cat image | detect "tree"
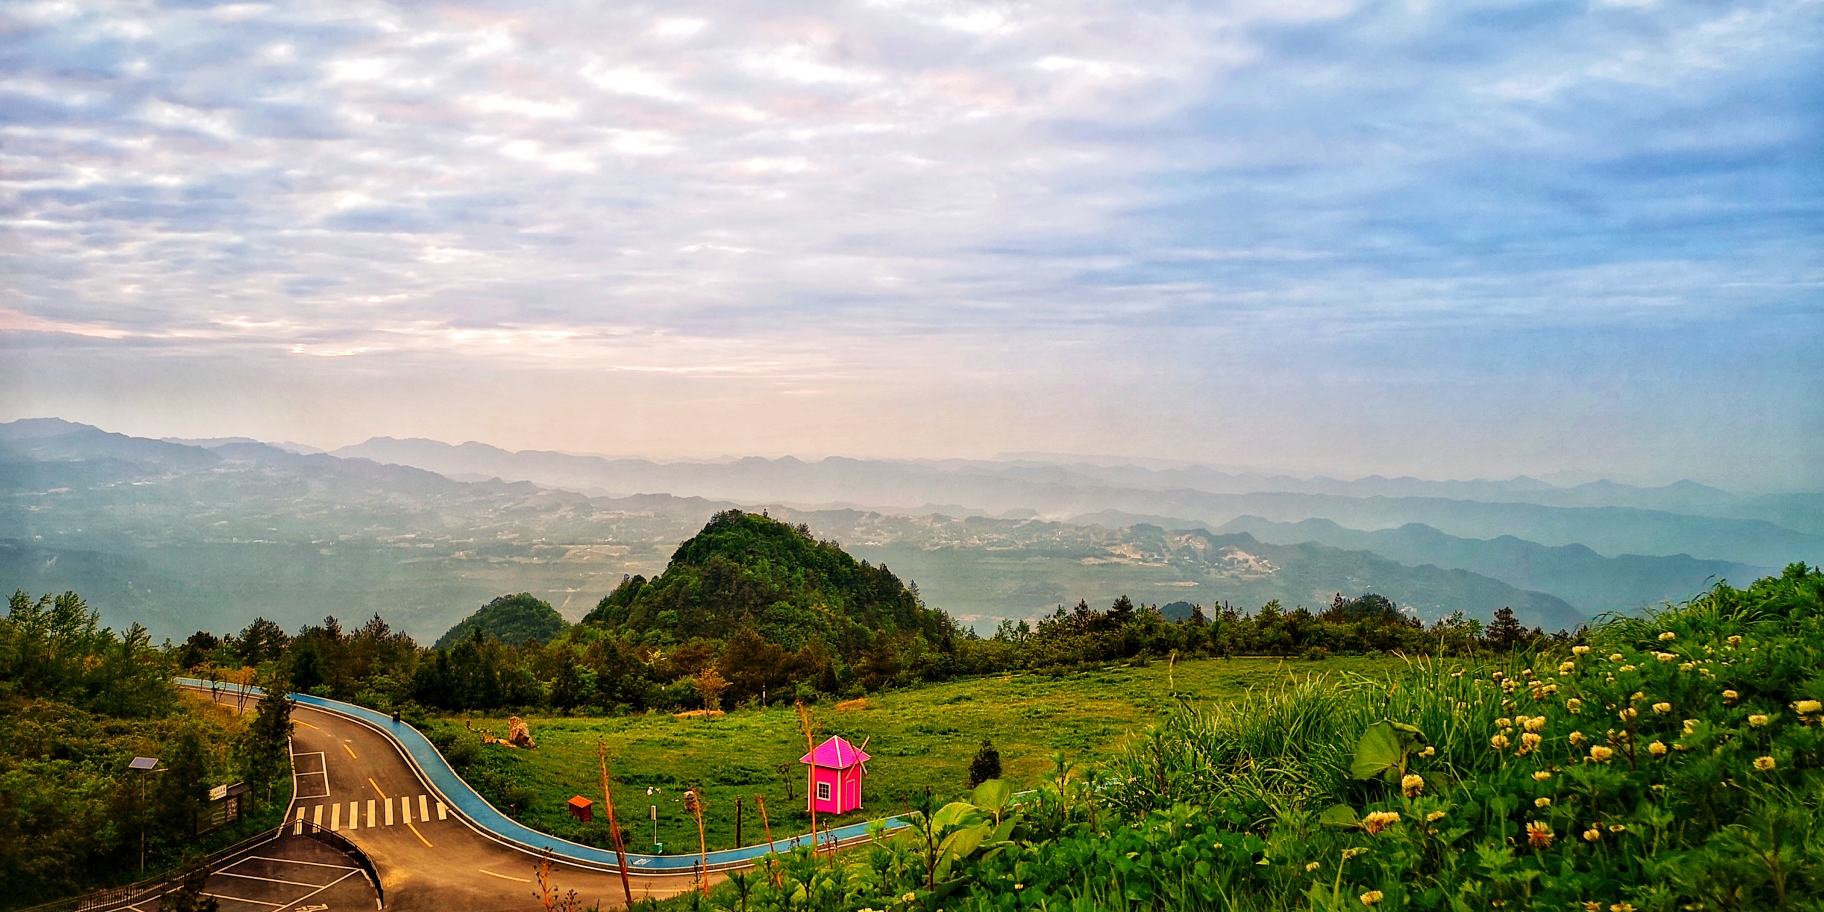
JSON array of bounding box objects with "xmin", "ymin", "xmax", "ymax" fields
[
  {"xmin": 695, "ymin": 668, "xmax": 729, "ymax": 716},
  {"xmin": 157, "ymin": 726, "xmax": 210, "ymax": 838},
  {"xmin": 968, "ymin": 738, "xmax": 1002, "ymax": 788},
  {"xmin": 238, "ymin": 673, "xmax": 292, "ymax": 803},
  {"xmin": 550, "ymin": 653, "xmax": 584, "ymax": 712},
  {"xmin": 1486, "ymin": 607, "xmax": 1526, "ymax": 652},
  {"xmin": 235, "ymin": 617, "xmax": 289, "ymax": 666},
  {"xmin": 163, "ymin": 858, "xmax": 221, "ymax": 912}
]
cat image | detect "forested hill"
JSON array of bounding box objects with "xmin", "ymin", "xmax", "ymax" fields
[{"xmin": 582, "ymin": 509, "xmax": 955, "ymax": 652}]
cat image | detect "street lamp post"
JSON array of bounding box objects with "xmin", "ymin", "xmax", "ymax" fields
[{"xmin": 129, "ymin": 757, "xmax": 161, "ymax": 875}]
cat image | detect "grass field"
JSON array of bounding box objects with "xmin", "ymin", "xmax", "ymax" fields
[{"xmin": 431, "ymin": 654, "xmax": 1399, "ymax": 855}]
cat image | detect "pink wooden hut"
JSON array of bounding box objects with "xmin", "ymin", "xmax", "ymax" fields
[{"xmin": 800, "ymin": 735, "xmax": 869, "ymax": 815}]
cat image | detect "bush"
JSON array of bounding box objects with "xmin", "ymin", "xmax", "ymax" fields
[{"xmin": 967, "ymin": 739, "xmax": 1002, "ymax": 789}]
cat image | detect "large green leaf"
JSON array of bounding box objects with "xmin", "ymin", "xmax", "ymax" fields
[
  {"xmin": 1319, "ymin": 804, "xmax": 1360, "ymax": 829},
  {"xmin": 931, "ymin": 800, "xmax": 981, "ymax": 830},
  {"xmin": 1351, "ymin": 720, "xmax": 1405, "ymax": 781},
  {"xmin": 971, "ymin": 779, "xmax": 1013, "ymax": 814}
]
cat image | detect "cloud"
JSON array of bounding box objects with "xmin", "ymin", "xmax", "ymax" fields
[{"xmin": 0, "ymin": 0, "xmax": 1818, "ymax": 482}]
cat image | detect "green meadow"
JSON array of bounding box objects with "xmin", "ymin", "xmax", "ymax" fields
[{"xmin": 429, "ymin": 654, "xmax": 1399, "ymax": 854}]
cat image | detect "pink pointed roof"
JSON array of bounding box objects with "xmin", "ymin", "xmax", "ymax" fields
[{"xmin": 800, "ymin": 735, "xmax": 869, "ymax": 770}]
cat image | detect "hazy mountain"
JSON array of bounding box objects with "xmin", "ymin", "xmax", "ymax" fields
[
  {"xmin": 1211, "ymin": 516, "xmax": 1773, "ymax": 617},
  {"xmin": 334, "ymin": 436, "xmax": 1823, "ymax": 567},
  {"xmin": 3, "ymin": 419, "xmax": 1587, "ymax": 638}
]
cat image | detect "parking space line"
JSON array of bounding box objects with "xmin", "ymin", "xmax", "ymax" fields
[
  {"xmin": 273, "ymin": 869, "xmax": 360, "ymax": 909},
  {"xmin": 214, "ymin": 871, "xmax": 333, "ymax": 889},
  {"xmin": 244, "ymin": 855, "xmax": 359, "ymax": 871},
  {"xmin": 202, "ymin": 891, "xmax": 285, "ymax": 908}
]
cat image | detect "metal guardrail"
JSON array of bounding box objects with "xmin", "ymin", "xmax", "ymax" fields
[
  {"xmin": 297, "ymin": 820, "xmax": 386, "ymax": 908},
  {"xmin": 12, "ymin": 822, "xmax": 286, "ymax": 912}
]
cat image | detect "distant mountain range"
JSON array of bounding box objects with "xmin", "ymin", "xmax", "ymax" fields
[
  {"xmin": 0, "ymin": 418, "xmax": 1629, "ymax": 638},
  {"xmin": 333, "ymin": 436, "xmax": 1824, "ymax": 568}
]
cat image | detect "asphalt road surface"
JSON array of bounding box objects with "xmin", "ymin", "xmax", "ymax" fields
[{"xmin": 195, "ymin": 688, "xmax": 705, "ymax": 910}]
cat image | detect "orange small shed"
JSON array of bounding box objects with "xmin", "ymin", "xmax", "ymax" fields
[{"xmin": 567, "ymin": 795, "xmax": 594, "ymax": 822}]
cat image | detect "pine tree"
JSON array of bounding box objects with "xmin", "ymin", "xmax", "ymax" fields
[
  {"xmin": 1486, "ymin": 607, "xmax": 1525, "ymax": 652},
  {"xmin": 967, "ymin": 739, "xmax": 1002, "ymax": 788},
  {"xmin": 239, "ymin": 673, "xmax": 292, "ymax": 803}
]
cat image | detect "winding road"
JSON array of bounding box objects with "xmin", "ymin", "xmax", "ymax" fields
[{"xmin": 181, "ymin": 680, "xmax": 896, "ymax": 909}]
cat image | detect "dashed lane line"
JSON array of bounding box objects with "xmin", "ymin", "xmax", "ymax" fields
[
  {"xmin": 294, "ymin": 720, "xmax": 320, "ymax": 731},
  {"xmin": 405, "ymin": 819, "xmax": 434, "ymax": 848},
  {"xmin": 342, "ymin": 742, "xmax": 358, "ymax": 760},
  {"xmin": 369, "ymin": 777, "xmax": 388, "ymax": 799}
]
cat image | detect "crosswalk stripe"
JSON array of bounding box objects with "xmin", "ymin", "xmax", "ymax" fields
[
  {"xmin": 312, "ymin": 805, "xmax": 322, "ymax": 827},
  {"xmin": 437, "ymin": 801, "xmax": 447, "ymax": 821},
  {"xmin": 367, "ymin": 799, "xmax": 376, "ymax": 828},
  {"xmin": 419, "ymin": 794, "xmax": 429, "ymax": 821},
  {"xmin": 330, "ymin": 802, "xmax": 340, "ymax": 831},
  {"xmin": 294, "ymin": 806, "xmax": 305, "ymax": 835},
  {"xmin": 399, "ymin": 794, "xmax": 410, "ymax": 825},
  {"xmin": 348, "ymin": 801, "xmax": 358, "ymax": 830},
  {"xmin": 385, "ymin": 796, "xmax": 394, "ymax": 827}
]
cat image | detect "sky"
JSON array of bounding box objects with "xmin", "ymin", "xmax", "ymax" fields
[{"xmin": 1, "ymin": 0, "xmax": 1820, "ymax": 490}]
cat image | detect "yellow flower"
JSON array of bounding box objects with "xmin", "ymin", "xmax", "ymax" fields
[
  {"xmin": 1609, "ymin": 653, "xmax": 1625, "ymax": 662},
  {"xmin": 1619, "ymin": 707, "xmax": 1638, "ymax": 721},
  {"xmin": 1526, "ymin": 820, "xmax": 1554, "ymax": 848},
  {"xmin": 1559, "ymin": 661, "xmax": 1577, "ymax": 675},
  {"xmin": 1583, "ymin": 827, "xmax": 1601, "ymax": 843},
  {"xmin": 1497, "ymin": 717, "xmax": 1513, "ymax": 728},
  {"xmin": 1491, "ymin": 733, "xmax": 1510, "ymax": 750},
  {"xmin": 903, "ymin": 893, "xmax": 917, "ymax": 903},
  {"xmin": 1651, "ymin": 702, "xmax": 1671, "ymax": 714},
  {"xmin": 1341, "ymin": 847, "xmax": 1368, "ymax": 860},
  {"xmin": 1418, "ymin": 745, "xmax": 1435, "ymax": 758},
  {"xmin": 1360, "ymin": 890, "xmax": 1384, "ymax": 907},
  {"xmin": 1727, "ymin": 635, "xmax": 1742, "ymax": 647},
  {"xmin": 1679, "ymin": 662, "xmax": 1695, "ymax": 671},
  {"xmin": 1532, "ymin": 770, "xmax": 1553, "ymax": 781},
  {"xmin": 1425, "ymin": 810, "xmax": 1445, "ymax": 822},
  {"xmin": 1582, "ymin": 904, "xmax": 1601, "ymax": 912},
  {"xmin": 1658, "ymin": 631, "xmax": 1677, "ymax": 641},
  {"xmin": 1723, "ymin": 689, "xmax": 1739, "ymax": 705},
  {"xmin": 1794, "ymin": 699, "xmax": 1822, "ymax": 715},
  {"xmin": 1520, "ymin": 732, "xmax": 1542, "ymax": 753},
  {"xmin": 1523, "ymin": 716, "xmax": 1546, "ymax": 733},
  {"xmin": 1363, "ymin": 811, "xmax": 1401, "ymax": 834},
  {"xmin": 1569, "ymin": 731, "xmax": 1586, "ymax": 746},
  {"xmin": 1654, "ymin": 651, "xmax": 1676, "ymax": 663},
  {"xmin": 1620, "ymin": 665, "xmax": 1638, "ymax": 673},
  {"xmin": 1535, "ymin": 797, "xmax": 1551, "ymax": 808},
  {"xmin": 1589, "ymin": 746, "xmax": 1615, "ymax": 763},
  {"xmin": 1648, "ymin": 741, "xmax": 1667, "ymax": 757},
  {"xmin": 1567, "ymin": 697, "xmax": 1583, "ymax": 714},
  {"xmin": 1682, "ymin": 719, "xmax": 1698, "ymax": 736},
  {"xmin": 1573, "ymin": 645, "xmax": 1591, "ymax": 656},
  {"xmin": 1608, "ymin": 823, "xmax": 1625, "ymax": 833},
  {"xmin": 1754, "ymin": 756, "xmax": 1776, "ymax": 771},
  {"xmin": 1749, "ymin": 714, "xmax": 1770, "ymax": 727},
  {"xmin": 1401, "ymin": 774, "xmax": 1425, "ymax": 797},
  {"xmin": 1305, "ymin": 861, "xmax": 1320, "ymax": 872},
  {"xmin": 1612, "ymin": 904, "xmax": 1636, "ymax": 912}
]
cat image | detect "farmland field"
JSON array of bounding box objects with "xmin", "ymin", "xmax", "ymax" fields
[{"xmin": 429, "ymin": 654, "xmax": 1400, "ymax": 853}]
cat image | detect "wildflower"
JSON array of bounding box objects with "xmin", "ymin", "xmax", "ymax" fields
[
  {"xmin": 1363, "ymin": 811, "xmax": 1401, "ymax": 834},
  {"xmin": 1497, "ymin": 717, "xmax": 1513, "ymax": 729},
  {"xmin": 1754, "ymin": 756, "xmax": 1776, "ymax": 771},
  {"xmin": 1418, "ymin": 745, "xmax": 1435, "ymax": 758},
  {"xmin": 1490, "ymin": 733, "xmax": 1510, "ymax": 750},
  {"xmin": 1425, "ymin": 811, "xmax": 1445, "ymax": 822},
  {"xmin": 1609, "ymin": 653, "xmax": 1624, "ymax": 662},
  {"xmin": 1727, "ymin": 636, "xmax": 1741, "ymax": 647},
  {"xmin": 1532, "ymin": 770, "xmax": 1553, "ymax": 781},
  {"xmin": 1652, "ymin": 702, "xmax": 1671, "ymax": 715},
  {"xmin": 1360, "ymin": 890, "xmax": 1384, "ymax": 907},
  {"xmin": 1569, "ymin": 731, "xmax": 1586, "ymax": 746},
  {"xmin": 1526, "ymin": 820, "xmax": 1554, "ymax": 848},
  {"xmin": 1723, "ymin": 689, "xmax": 1739, "ymax": 705},
  {"xmin": 1612, "ymin": 903, "xmax": 1636, "ymax": 912},
  {"xmin": 1658, "ymin": 631, "xmax": 1677, "ymax": 642},
  {"xmin": 903, "ymin": 893, "xmax": 917, "ymax": 904},
  {"xmin": 1402, "ymin": 774, "xmax": 1425, "ymax": 797},
  {"xmin": 1648, "ymin": 741, "xmax": 1667, "ymax": 757},
  {"xmin": 1608, "ymin": 823, "xmax": 1625, "ymax": 833},
  {"xmin": 1749, "ymin": 714, "xmax": 1770, "ymax": 728},
  {"xmin": 1573, "ymin": 645, "xmax": 1590, "ymax": 655},
  {"xmin": 1306, "ymin": 862, "xmax": 1320, "ymax": 872},
  {"xmin": 1620, "ymin": 665, "xmax": 1638, "ymax": 673},
  {"xmin": 1520, "ymin": 732, "xmax": 1542, "ymax": 753},
  {"xmin": 1619, "ymin": 707, "xmax": 1638, "ymax": 721},
  {"xmin": 1523, "ymin": 716, "xmax": 1546, "ymax": 732},
  {"xmin": 1589, "ymin": 746, "xmax": 1615, "ymax": 763},
  {"xmin": 1683, "ymin": 719, "xmax": 1698, "ymax": 735},
  {"xmin": 1535, "ymin": 797, "xmax": 1551, "ymax": 808},
  {"xmin": 1679, "ymin": 662, "xmax": 1695, "ymax": 671},
  {"xmin": 1560, "ymin": 661, "xmax": 1577, "ymax": 675},
  {"xmin": 1341, "ymin": 847, "xmax": 1368, "ymax": 860},
  {"xmin": 1583, "ymin": 827, "xmax": 1601, "ymax": 843},
  {"xmin": 1567, "ymin": 698, "xmax": 1583, "ymax": 714},
  {"xmin": 1794, "ymin": 699, "xmax": 1822, "ymax": 715},
  {"xmin": 1654, "ymin": 652, "xmax": 1676, "ymax": 664},
  {"xmin": 1583, "ymin": 904, "xmax": 1601, "ymax": 912}
]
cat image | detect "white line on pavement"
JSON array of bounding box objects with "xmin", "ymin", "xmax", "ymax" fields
[{"xmin": 419, "ymin": 794, "xmax": 429, "ymax": 821}]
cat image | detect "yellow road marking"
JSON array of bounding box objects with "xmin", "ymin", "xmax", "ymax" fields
[
  {"xmin": 480, "ymin": 869, "xmax": 530, "ymax": 883},
  {"xmin": 368, "ymin": 778, "xmax": 388, "ymax": 800},
  {"xmin": 405, "ymin": 820, "xmax": 433, "ymax": 848},
  {"xmin": 294, "ymin": 720, "xmax": 320, "ymax": 731},
  {"xmin": 342, "ymin": 743, "xmax": 358, "ymax": 760}
]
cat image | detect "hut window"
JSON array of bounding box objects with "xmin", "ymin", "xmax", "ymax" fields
[{"xmin": 817, "ymin": 782, "xmax": 831, "ymax": 801}]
